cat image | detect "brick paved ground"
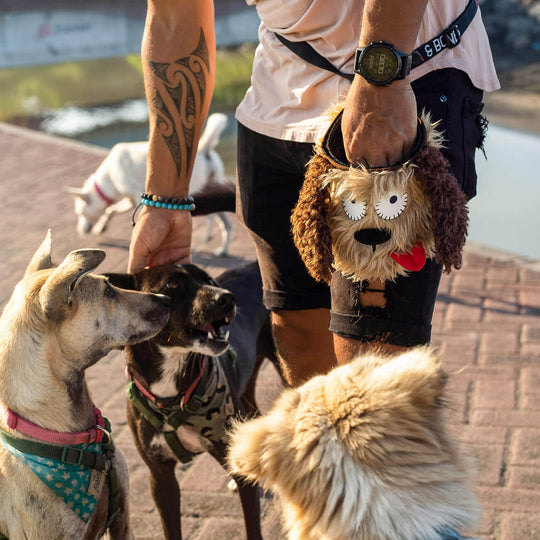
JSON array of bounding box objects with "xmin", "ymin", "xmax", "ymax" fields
[{"xmin": 1, "ymin": 122, "xmax": 539, "ymax": 539}]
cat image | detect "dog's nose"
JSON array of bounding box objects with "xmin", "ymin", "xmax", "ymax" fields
[
  {"xmin": 354, "ymin": 228, "xmax": 392, "ymax": 247},
  {"xmin": 152, "ymin": 293, "xmax": 171, "ymax": 309},
  {"xmin": 216, "ymin": 291, "xmax": 236, "ymax": 313}
]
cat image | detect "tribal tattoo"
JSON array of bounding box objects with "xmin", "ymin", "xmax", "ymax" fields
[{"xmin": 148, "ymin": 30, "xmax": 210, "ymax": 179}]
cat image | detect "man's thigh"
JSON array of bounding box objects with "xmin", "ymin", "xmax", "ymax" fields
[{"xmin": 236, "ymin": 123, "xmax": 331, "ymax": 311}]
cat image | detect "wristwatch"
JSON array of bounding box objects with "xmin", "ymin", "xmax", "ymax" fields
[{"xmin": 354, "ymin": 41, "xmax": 412, "ymax": 86}]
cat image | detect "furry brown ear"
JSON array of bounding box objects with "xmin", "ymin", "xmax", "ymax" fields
[
  {"xmin": 291, "ymin": 154, "xmax": 334, "ymax": 283},
  {"xmin": 413, "ymin": 146, "xmax": 469, "ymax": 272}
]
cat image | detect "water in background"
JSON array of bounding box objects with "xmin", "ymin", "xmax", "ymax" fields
[
  {"xmin": 40, "ymin": 103, "xmax": 540, "ymax": 261},
  {"xmin": 469, "ymin": 126, "xmax": 540, "ymax": 260}
]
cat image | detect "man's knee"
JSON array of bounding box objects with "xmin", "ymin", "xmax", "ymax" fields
[
  {"xmin": 271, "ymin": 308, "xmax": 336, "ymax": 387},
  {"xmin": 333, "ymin": 334, "xmax": 408, "ymax": 365}
]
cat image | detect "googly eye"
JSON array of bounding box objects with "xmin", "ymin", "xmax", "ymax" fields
[
  {"xmin": 375, "ymin": 191, "xmax": 408, "ymax": 220},
  {"xmin": 342, "ymin": 199, "xmax": 367, "ymax": 221}
]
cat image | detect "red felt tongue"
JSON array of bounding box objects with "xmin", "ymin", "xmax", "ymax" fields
[{"xmin": 390, "ymin": 242, "xmax": 426, "ymax": 272}]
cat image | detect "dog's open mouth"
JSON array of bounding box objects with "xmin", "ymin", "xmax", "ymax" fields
[
  {"xmin": 195, "ymin": 319, "xmax": 231, "ymax": 344},
  {"xmin": 189, "ymin": 315, "xmax": 233, "ymax": 355}
]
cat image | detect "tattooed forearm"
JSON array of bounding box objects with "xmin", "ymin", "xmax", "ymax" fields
[{"xmin": 148, "ymin": 30, "xmax": 210, "ymax": 180}]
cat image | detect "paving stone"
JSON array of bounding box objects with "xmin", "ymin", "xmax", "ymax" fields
[
  {"xmin": 510, "ymin": 428, "xmax": 540, "ymax": 466},
  {"xmin": 507, "ymin": 465, "xmax": 540, "ymax": 489},
  {"xmin": 472, "ymin": 379, "xmax": 517, "ymax": 409},
  {"xmin": 500, "ymin": 512, "xmax": 540, "ymax": 540}
]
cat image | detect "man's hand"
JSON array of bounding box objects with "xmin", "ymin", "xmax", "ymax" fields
[
  {"xmin": 128, "ymin": 207, "xmax": 192, "ymax": 273},
  {"xmin": 341, "ymin": 76, "xmax": 418, "ymax": 168}
]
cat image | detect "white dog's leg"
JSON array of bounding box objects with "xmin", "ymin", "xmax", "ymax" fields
[
  {"xmin": 92, "ymin": 198, "xmax": 134, "ymax": 235},
  {"xmin": 203, "ymin": 216, "xmax": 214, "ymax": 243},
  {"xmin": 213, "ymin": 213, "xmax": 232, "ymax": 257}
]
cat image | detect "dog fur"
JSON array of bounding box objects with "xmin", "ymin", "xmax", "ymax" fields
[
  {"xmin": 291, "ymin": 109, "xmax": 469, "ymax": 283},
  {"xmin": 228, "ymin": 347, "xmax": 480, "ymax": 540},
  {"xmin": 66, "ymin": 112, "xmax": 234, "ymax": 256},
  {"xmin": 0, "ymin": 231, "xmax": 170, "ymax": 539},
  {"xmin": 107, "ymin": 262, "xmax": 277, "ymax": 540}
]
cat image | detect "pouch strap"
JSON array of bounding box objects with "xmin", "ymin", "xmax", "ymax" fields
[
  {"xmin": 273, "ymin": 32, "xmax": 354, "ymax": 82},
  {"xmin": 273, "ymin": 0, "xmax": 478, "ymax": 79}
]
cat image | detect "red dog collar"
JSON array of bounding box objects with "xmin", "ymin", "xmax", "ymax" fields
[{"xmin": 1, "ymin": 403, "xmax": 107, "ymax": 445}]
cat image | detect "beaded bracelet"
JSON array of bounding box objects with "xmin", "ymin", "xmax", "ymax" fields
[{"xmin": 140, "ymin": 193, "xmax": 196, "ymax": 211}]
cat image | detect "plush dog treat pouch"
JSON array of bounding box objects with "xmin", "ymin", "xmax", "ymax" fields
[{"xmin": 291, "ymin": 108, "xmax": 469, "ymax": 284}]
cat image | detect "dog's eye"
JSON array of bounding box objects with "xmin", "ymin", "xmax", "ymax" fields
[
  {"xmin": 342, "ymin": 199, "xmax": 366, "ymax": 221},
  {"xmin": 166, "ymin": 280, "xmax": 183, "ymax": 293},
  {"xmin": 375, "ymin": 191, "xmax": 408, "ymax": 220},
  {"xmin": 104, "ymin": 283, "xmax": 116, "ymax": 299}
]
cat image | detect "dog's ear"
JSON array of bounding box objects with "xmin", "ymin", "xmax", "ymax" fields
[
  {"xmin": 291, "ymin": 154, "xmax": 334, "ymax": 283},
  {"xmin": 105, "ymin": 272, "xmax": 137, "ymax": 291},
  {"xmin": 64, "ymin": 185, "xmax": 91, "ymax": 203},
  {"xmin": 413, "ymin": 145, "xmax": 469, "ymax": 272},
  {"xmin": 366, "ymin": 347, "xmax": 447, "ymax": 411},
  {"xmin": 227, "ymin": 416, "xmax": 270, "ymax": 483},
  {"xmin": 228, "ymin": 389, "xmax": 301, "ymax": 484},
  {"xmin": 40, "ymin": 249, "xmax": 106, "ymax": 320},
  {"xmin": 25, "ymin": 229, "xmax": 55, "ymax": 276}
]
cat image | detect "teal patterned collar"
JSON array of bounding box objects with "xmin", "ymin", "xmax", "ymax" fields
[{"xmin": 0, "ymin": 437, "xmax": 103, "ymax": 522}]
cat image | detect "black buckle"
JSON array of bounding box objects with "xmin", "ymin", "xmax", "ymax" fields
[
  {"xmin": 442, "ymin": 24, "xmax": 461, "ymax": 49},
  {"xmin": 183, "ymin": 395, "xmax": 204, "ymax": 414},
  {"xmin": 61, "ymin": 447, "xmax": 84, "ymax": 466}
]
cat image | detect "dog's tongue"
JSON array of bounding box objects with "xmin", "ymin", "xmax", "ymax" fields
[
  {"xmin": 390, "ymin": 242, "xmax": 426, "ymax": 272},
  {"xmin": 201, "ymin": 323, "xmax": 217, "ymax": 339}
]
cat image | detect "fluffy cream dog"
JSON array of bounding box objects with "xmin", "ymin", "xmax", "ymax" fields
[{"xmin": 228, "ymin": 347, "xmax": 480, "ymax": 540}]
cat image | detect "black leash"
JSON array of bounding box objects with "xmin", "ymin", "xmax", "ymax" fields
[{"xmin": 273, "ymin": 0, "xmax": 478, "ymax": 81}]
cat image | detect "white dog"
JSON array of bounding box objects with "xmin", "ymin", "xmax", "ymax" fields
[{"xmin": 66, "ymin": 113, "xmax": 234, "ymax": 256}]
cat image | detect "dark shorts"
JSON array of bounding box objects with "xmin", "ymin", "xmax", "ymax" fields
[{"xmin": 236, "ymin": 68, "xmax": 486, "ymax": 346}]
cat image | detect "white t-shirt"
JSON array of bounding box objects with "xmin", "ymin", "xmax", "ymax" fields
[{"xmin": 235, "ymin": 0, "xmax": 500, "ymax": 142}]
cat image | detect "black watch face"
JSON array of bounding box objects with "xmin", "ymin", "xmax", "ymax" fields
[{"xmin": 362, "ymin": 45, "xmax": 399, "ymax": 84}]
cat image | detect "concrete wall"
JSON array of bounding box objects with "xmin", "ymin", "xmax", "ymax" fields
[{"xmin": 0, "ymin": 4, "xmax": 260, "ymax": 69}]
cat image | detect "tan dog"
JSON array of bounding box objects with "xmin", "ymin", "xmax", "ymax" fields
[
  {"xmin": 228, "ymin": 347, "xmax": 480, "ymax": 540},
  {"xmin": 0, "ymin": 231, "xmax": 170, "ymax": 539},
  {"xmin": 291, "ymin": 108, "xmax": 469, "ymax": 283}
]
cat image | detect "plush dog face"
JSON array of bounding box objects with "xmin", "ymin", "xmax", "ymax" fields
[
  {"xmin": 228, "ymin": 347, "xmax": 479, "ymax": 540},
  {"xmin": 324, "ymin": 163, "xmax": 434, "ymax": 282},
  {"xmin": 291, "ymin": 110, "xmax": 469, "ymax": 284},
  {"xmin": 108, "ymin": 264, "xmax": 236, "ymax": 357}
]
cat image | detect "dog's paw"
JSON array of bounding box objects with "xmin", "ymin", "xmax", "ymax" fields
[
  {"xmin": 213, "ymin": 246, "xmax": 228, "ymax": 257},
  {"xmin": 227, "ymin": 478, "xmax": 238, "ymax": 492}
]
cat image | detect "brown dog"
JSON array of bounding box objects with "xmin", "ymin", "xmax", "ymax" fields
[
  {"xmin": 0, "ymin": 231, "xmax": 170, "ymax": 539},
  {"xmin": 107, "ymin": 262, "xmax": 277, "ymax": 540},
  {"xmin": 228, "ymin": 347, "xmax": 481, "ymax": 540}
]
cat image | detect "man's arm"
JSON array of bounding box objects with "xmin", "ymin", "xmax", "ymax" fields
[
  {"xmin": 342, "ymin": 0, "xmax": 428, "ymax": 168},
  {"xmin": 128, "ymin": 0, "xmax": 216, "ymax": 272}
]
